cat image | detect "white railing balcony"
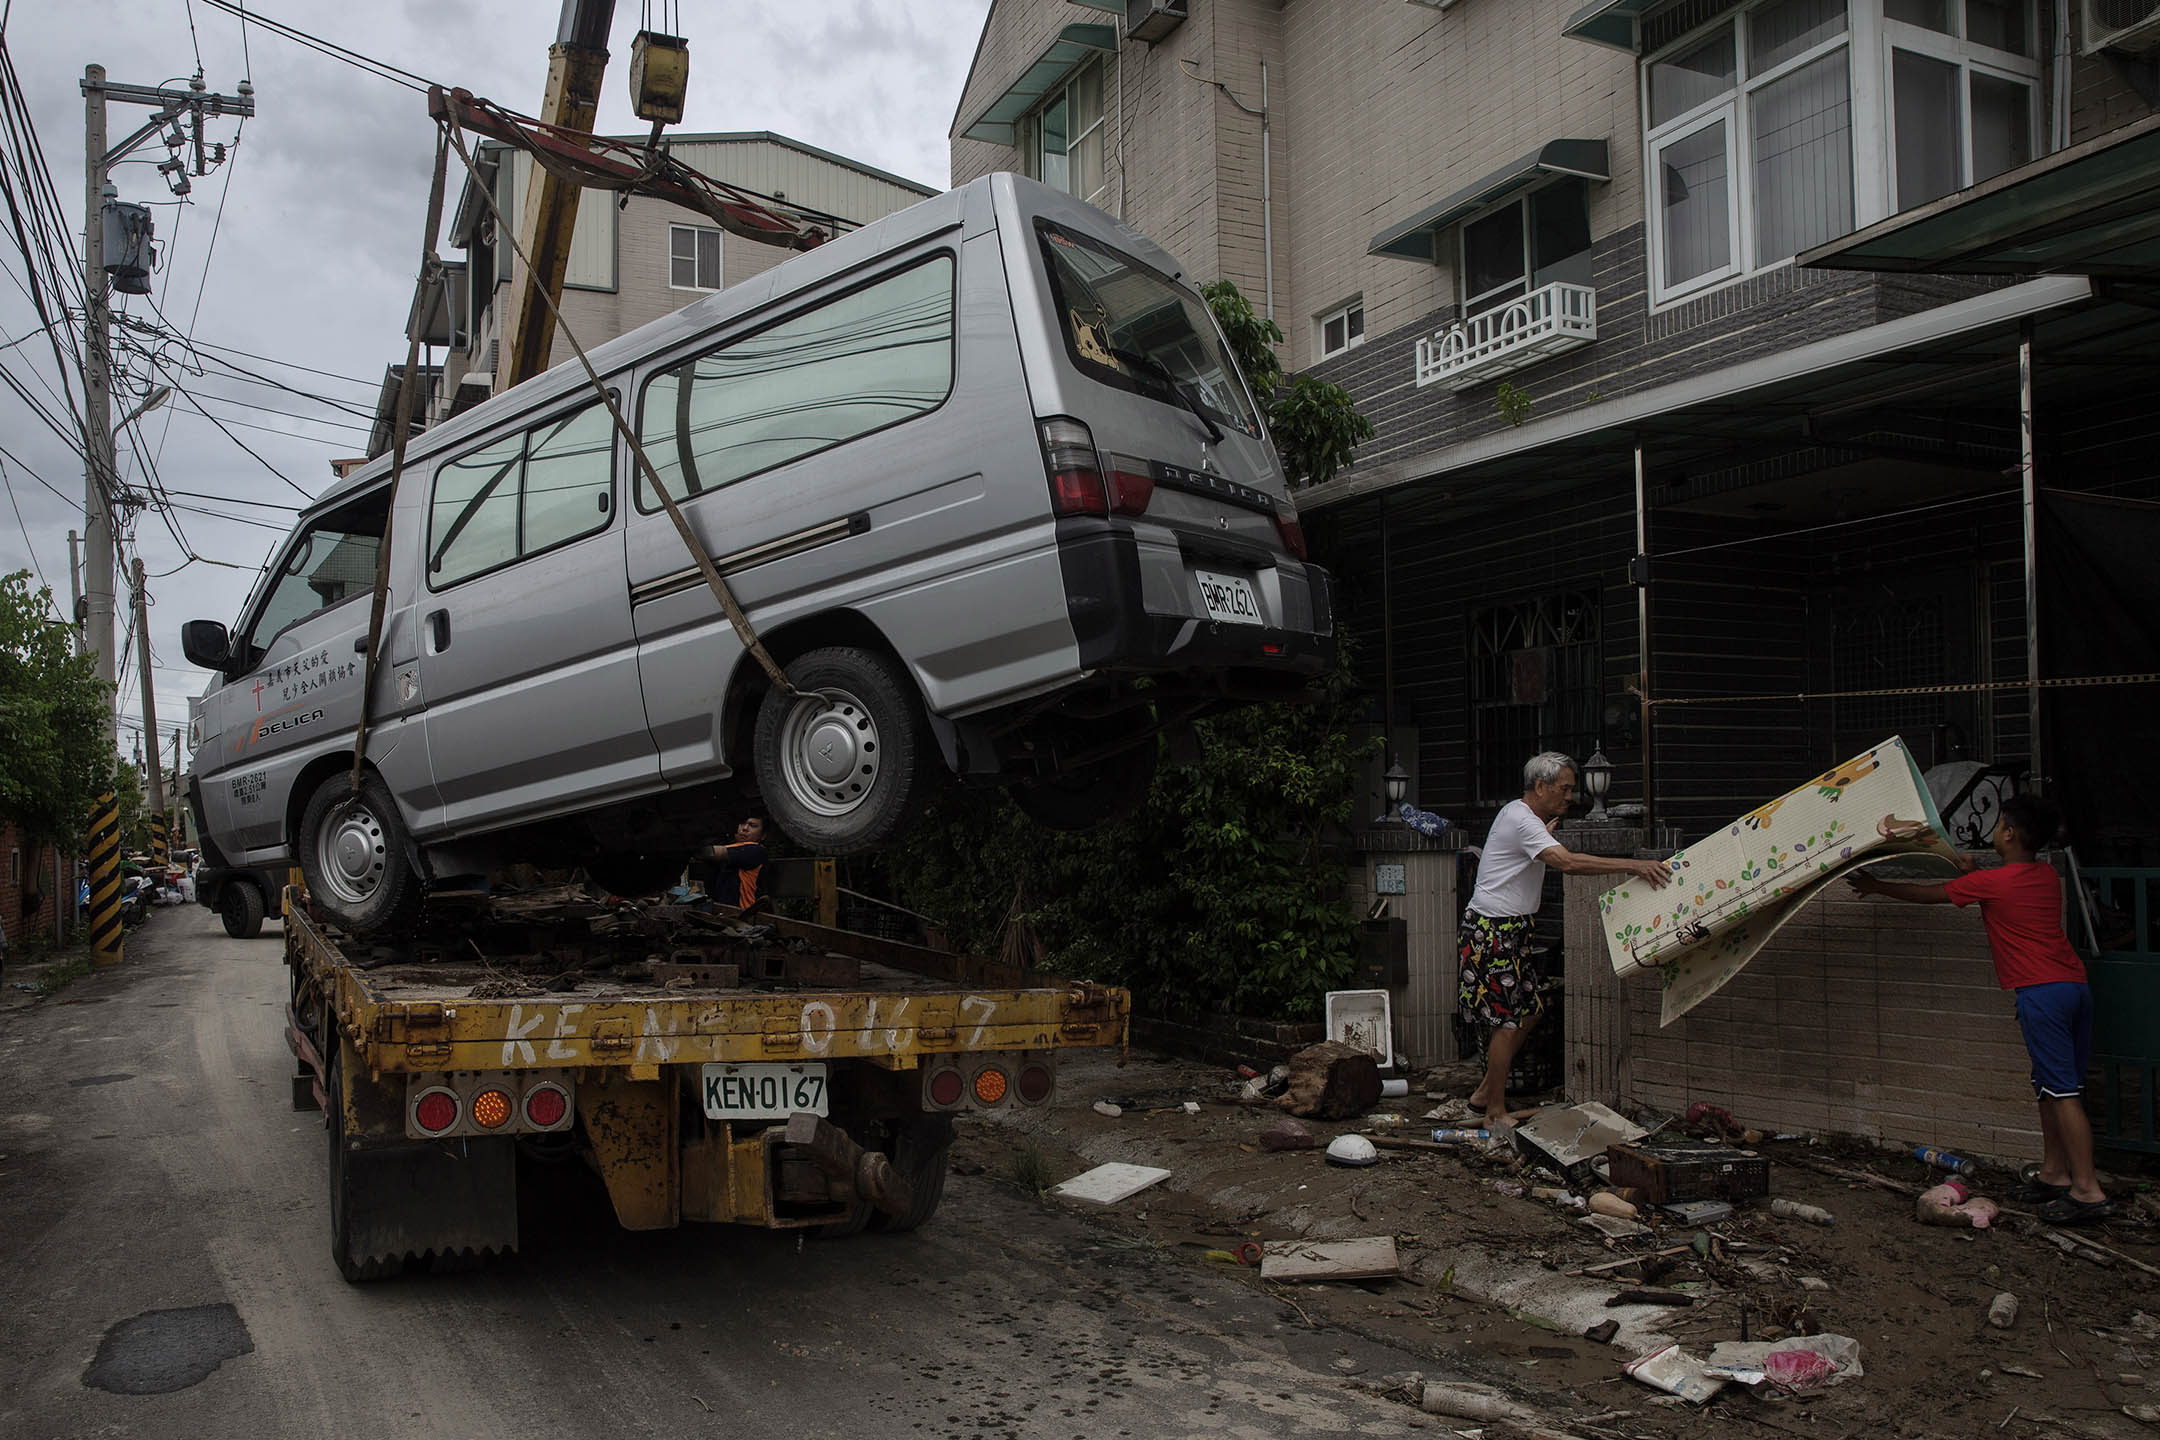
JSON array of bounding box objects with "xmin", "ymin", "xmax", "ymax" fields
[{"xmin": 1414, "ymin": 281, "xmax": 1597, "ymax": 392}]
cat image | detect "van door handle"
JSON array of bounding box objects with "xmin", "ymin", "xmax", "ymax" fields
[{"xmin": 425, "ymin": 609, "xmax": 451, "ymax": 652}]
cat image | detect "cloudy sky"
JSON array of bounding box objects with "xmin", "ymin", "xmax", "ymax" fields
[{"xmin": 0, "ymin": 0, "xmax": 987, "ymax": 771}]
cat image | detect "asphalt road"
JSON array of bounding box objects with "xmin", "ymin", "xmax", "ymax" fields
[{"xmin": 0, "ymin": 909, "xmax": 1428, "ymax": 1439}]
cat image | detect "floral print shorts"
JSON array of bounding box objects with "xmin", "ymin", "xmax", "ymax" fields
[{"xmin": 1458, "ymin": 910, "xmax": 1544, "ymax": 1029}]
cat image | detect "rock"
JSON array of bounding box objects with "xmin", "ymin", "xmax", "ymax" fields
[
  {"xmin": 1799, "ymin": 1277, "xmax": 1831, "ymax": 1292},
  {"xmin": 1276, "ymin": 1041, "xmax": 1383, "ymax": 1119},
  {"xmin": 1258, "ymin": 1117, "xmax": 1319, "ymax": 1151},
  {"xmin": 1988, "ymin": 1293, "xmax": 2020, "ymax": 1330},
  {"xmin": 1092, "ymin": 1100, "xmax": 1123, "ymax": 1118},
  {"xmin": 1585, "ymin": 1319, "xmax": 1621, "ymax": 1344}
]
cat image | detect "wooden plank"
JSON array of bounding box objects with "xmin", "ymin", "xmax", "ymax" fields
[
  {"xmin": 1259, "ymin": 1236, "xmax": 1402, "ymax": 1283},
  {"xmin": 1049, "ymin": 1163, "xmax": 1171, "ymax": 1205}
]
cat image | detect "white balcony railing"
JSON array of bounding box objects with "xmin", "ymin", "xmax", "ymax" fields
[{"xmin": 1414, "ymin": 281, "xmax": 1597, "ymax": 392}]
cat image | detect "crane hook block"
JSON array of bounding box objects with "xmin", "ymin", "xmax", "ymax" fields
[{"xmin": 629, "ymin": 31, "xmax": 689, "ymax": 124}]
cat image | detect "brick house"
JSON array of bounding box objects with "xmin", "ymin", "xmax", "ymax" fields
[
  {"xmin": 951, "ymin": 0, "xmax": 2160, "ymax": 1157},
  {"xmin": 384, "ymin": 132, "xmax": 936, "ymax": 445},
  {"xmin": 1, "ymin": 819, "xmax": 63, "ymax": 953}
]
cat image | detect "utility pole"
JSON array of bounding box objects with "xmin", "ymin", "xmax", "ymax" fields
[
  {"xmin": 66, "ymin": 529, "xmax": 84, "ymax": 654},
  {"xmin": 79, "ymin": 66, "xmax": 253, "ymax": 747},
  {"xmin": 131, "ymin": 555, "xmax": 163, "ymax": 821},
  {"xmin": 82, "ymin": 65, "xmax": 115, "ymax": 750}
]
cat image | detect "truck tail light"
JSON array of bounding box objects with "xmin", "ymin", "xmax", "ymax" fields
[
  {"xmin": 525, "ymin": 1082, "xmax": 569, "ymax": 1129},
  {"xmin": 925, "ymin": 1064, "xmax": 966, "ymax": 1109},
  {"xmin": 413, "ymin": 1087, "xmax": 458, "ymax": 1135},
  {"xmin": 1099, "ymin": 452, "xmax": 1156, "ymax": 516},
  {"xmin": 471, "ymin": 1087, "xmax": 514, "ymax": 1130},
  {"xmin": 1040, "ymin": 417, "xmax": 1107, "ymax": 516},
  {"xmin": 1017, "ymin": 1061, "xmax": 1054, "ymax": 1104},
  {"xmin": 1274, "ymin": 510, "xmax": 1308, "ymax": 560},
  {"xmin": 972, "ymin": 1065, "xmax": 1010, "ymax": 1105}
]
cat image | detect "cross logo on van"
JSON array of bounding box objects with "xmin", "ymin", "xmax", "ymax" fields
[{"xmin": 252, "ymin": 678, "xmax": 267, "ymax": 711}]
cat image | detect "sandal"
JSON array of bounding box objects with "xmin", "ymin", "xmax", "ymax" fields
[
  {"xmin": 2008, "ymin": 1178, "xmax": 2070, "ymax": 1204},
  {"xmin": 2036, "ymin": 1195, "xmax": 2114, "ymax": 1226}
]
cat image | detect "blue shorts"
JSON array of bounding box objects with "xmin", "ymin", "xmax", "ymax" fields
[{"xmin": 2013, "ymin": 982, "xmax": 2093, "ymax": 1100}]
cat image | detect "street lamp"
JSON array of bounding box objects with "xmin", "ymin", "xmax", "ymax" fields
[{"xmin": 1582, "ymin": 746, "xmax": 1613, "ymax": 821}]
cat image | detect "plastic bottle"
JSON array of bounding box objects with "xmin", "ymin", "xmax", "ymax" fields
[
  {"xmin": 1915, "ymin": 1145, "xmax": 1979, "ymax": 1177},
  {"xmin": 1431, "ymin": 1127, "xmax": 1492, "ymax": 1144},
  {"xmin": 1770, "ymin": 1198, "xmax": 1835, "ymax": 1226}
]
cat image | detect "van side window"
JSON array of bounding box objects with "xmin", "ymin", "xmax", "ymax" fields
[
  {"xmin": 243, "ymin": 486, "xmax": 390, "ymax": 656},
  {"xmin": 429, "ymin": 399, "xmax": 615, "ymax": 588},
  {"xmin": 637, "ymin": 254, "xmax": 955, "ymax": 509}
]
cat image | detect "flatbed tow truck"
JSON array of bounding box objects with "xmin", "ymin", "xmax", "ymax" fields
[{"xmin": 283, "ymin": 876, "xmax": 1129, "ymax": 1280}]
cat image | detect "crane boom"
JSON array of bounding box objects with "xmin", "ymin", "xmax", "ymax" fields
[{"xmin": 499, "ymin": 0, "xmax": 617, "ymax": 392}]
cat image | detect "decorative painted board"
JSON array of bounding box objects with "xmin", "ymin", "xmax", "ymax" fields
[{"xmin": 1601, "ymin": 736, "xmax": 1964, "ymax": 1025}]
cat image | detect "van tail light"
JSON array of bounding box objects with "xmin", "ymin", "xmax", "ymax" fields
[
  {"xmin": 1039, "ymin": 417, "xmax": 1107, "ymax": 516},
  {"xmin": 1274, "ymin": 510, "xmax": 1308, "ymax": 560},
  {"xmin": 1099, "ymin": 452, "xmax": 1156, "ymax": 516}
]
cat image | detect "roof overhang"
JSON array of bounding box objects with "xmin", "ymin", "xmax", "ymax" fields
[
  {"xmin": 1560, "ymin": 0, "xmax": 1664, "ymax": 52},
  {"xmin": 958, "ymin": 24, "xmax": 1120, "ymax": 145},
  {"xmin": 1303, "ymin": 275, "xmax": 2098, "ymax": 512},
  {"xmin": 1799, "ymin": 114, "xmax": 2160, "ymax": 277},
  {"xmin": 1369, "ymin": 140, "xmax": 1610, "ymax": 262},
  {"xmin": 405, "ymin": 261, "xmax": 467, "ymax": 347}
]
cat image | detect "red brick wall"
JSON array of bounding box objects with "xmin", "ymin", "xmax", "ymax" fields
[{"xmin": 1, "ymin": 821, "xmax": 62, "ymax": 949}]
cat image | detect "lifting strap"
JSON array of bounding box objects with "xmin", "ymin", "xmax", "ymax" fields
[{"xmin": 349, "ymin": 129, "xmax": 449, "ymax": 795}]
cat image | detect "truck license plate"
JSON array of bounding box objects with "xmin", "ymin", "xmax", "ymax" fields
[
  {"xmin": 702, "ymin": 1062, "xmax": 828, "ymax": 1120},
  {"xmin": 1193, "ymin": 569, "xmax": 1263, "ymax": 626}
]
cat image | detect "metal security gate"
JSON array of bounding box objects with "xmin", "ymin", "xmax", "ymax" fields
[{"xmin": 2082, "ymin": 866, "xmax": 2160, "ymax": 1154}]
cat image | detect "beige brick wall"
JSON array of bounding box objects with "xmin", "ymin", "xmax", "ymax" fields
[
  {"xmin": 1564, "ymin": 872, "xmax": 2042, "ymax": 1163},
  {"xmin": 951, "ymin": 0, "xmax": 1642, "ymax": 371}
]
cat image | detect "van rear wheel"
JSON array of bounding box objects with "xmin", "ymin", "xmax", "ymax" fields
[
  {"xmin": 219, "ymin": 880, "xmax": 266, "ymax": 939},
  {"xmin": 299, "ymin": 771, "xmax": 424, "ymax": 936},
  {"xmin": 754, "ymin": 647, "xmax": 934, "ymax": 854}
]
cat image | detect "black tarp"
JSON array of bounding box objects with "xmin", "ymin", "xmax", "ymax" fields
[{"xmin": 2039, "ymin": 489, "xmax": 2160, "ymax": 859}]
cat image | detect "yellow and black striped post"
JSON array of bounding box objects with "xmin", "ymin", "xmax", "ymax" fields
[
  {"xmin": 150, "ymin": 811, "xmax": 169, "ymax": 868},
  {"xmin": 87, "ymin": 791, "xmax": 125, "ymax": 967}
]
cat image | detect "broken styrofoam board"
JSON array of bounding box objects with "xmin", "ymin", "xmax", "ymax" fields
[
  {"xmin": 1259, "ymin": 1235, "xmax": 1402, "ymax": 1283},
  {"xmin": 1513, "ymin": 1101, "xmax": 1649, "ymax": 1170},
  {"xmin": 1579, "ymin": 1211, "xmax": 1653, "ymax": 1240},
  {"xmin": 1414, "ymin": 1247, "xmax": 1683, "ymax": 1361},
  {"xmin": 1048, "ymin": 1162, "xmax": 1172, "ymax": 1204}
]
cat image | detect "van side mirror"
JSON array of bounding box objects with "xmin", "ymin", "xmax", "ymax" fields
[{"xmin": 181, "ymin": 619, "xmax": 231, "ymax": 671}]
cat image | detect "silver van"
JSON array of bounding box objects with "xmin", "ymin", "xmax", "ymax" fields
[{"xmin": 182, "ymin": 174, "xmax": 1334, "ymax": 934}]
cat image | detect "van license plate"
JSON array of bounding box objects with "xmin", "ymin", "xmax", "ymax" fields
[
  {"xmin": 702, "ymin": 1062, "xmax": 828, "ymax": 1120},
  {"xmin": 1194, "ymin": 570, "xmax": 1264, "ymax": 626}
]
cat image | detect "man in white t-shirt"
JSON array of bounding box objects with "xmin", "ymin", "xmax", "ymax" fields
[{"xmin": 1462, "ymin": 751, "xmax": 1673, "ymax": 1129}]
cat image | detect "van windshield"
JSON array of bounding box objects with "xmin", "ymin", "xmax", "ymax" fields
[
  {"xmin": 1036, "ymin": 224, "xmax": 1260, "ymax": 438},
  {"xmin": 242, "ymin": 487, "xmax": 389, "ymax": 656}
]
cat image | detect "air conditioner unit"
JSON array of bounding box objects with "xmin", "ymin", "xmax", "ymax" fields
[
  {"xmin": 2084, "ymin": 0, "xmax": 2160, "ymax": 54},
  {"xmin": 1127, "ymin": 0, "xmax": 1187, "ymax": 45}
]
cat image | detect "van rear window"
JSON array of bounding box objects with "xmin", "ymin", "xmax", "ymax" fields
[
  {"xmin": 637, "ymin": 254, "xmax": 955, "ymax": 508},
  {"xmin": 1036, "ymin": 224, "xmax": 1259, "ymax": 438}
]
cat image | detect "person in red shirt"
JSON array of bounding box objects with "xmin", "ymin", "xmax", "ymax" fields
[{"xmin": 1849, "ymin": 793, "xmax": 2109, "ymax": 1224}]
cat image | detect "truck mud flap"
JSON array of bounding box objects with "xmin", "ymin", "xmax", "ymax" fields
[{"xmin": 340, "ymin": 1138, "xmax": 517, "ymax": 1271}]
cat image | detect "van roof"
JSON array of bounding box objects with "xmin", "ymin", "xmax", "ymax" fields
[{"xmin": 306, "ymin": 173, "xmax": 1191, "ymax": 516}]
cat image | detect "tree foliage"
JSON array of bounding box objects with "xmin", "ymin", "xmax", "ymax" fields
[
  {"xmin": 1202, "ymin": 280, "xmax": 1376, "ymax": 489},
  {"xmin": 886, "ymin": 648, "xmax": 1378, "ymax": 1023},
  {"xmin": 0, "ymin": 571, "xmax": 113, "ymax": 847}
]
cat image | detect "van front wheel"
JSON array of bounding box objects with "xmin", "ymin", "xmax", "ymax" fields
[
  {"xmin": 299, "ymin": 771, "xmax": 425, "ymax": 935},
  {"xmin": 754, "ymin": 647, "xmax": 933, "ymax": 854}
]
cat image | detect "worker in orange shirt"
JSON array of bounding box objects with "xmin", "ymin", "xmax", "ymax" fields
[{"xmin": 695, "ymin": 815, "xmax": 768, "ymax": 914}]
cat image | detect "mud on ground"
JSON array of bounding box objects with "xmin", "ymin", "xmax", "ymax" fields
[{"xmin": 949, "ymin": 1048, "xmax": 2160, "ymax": 1440}]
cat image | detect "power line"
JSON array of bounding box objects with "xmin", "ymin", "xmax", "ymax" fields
[
  {"xmin": 199, "ymin": 0, "xmax": 437, "ymax": 94},
  {"xmin": 168, "ymin": 384, "xmax": 315, "ymax": 499},
  {"xmin": 168, "ymin": 403, "xmax": 356, "ymax": 447},
  {"xmin": 0, "ymin": 453, "xmax": 61, "ymax": 613}
]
